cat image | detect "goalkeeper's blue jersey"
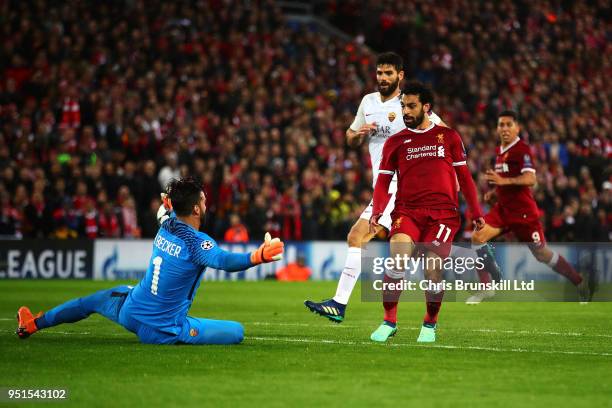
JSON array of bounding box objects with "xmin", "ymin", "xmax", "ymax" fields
[{"xmin": 122, "ymin": 217, "xmax": 252, "ymax": 334}]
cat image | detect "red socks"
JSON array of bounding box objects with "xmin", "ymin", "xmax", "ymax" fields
[
  {"xmin": 424, "ymin": 290, "xmax": 445, "ymax": 325},
  {"xmin": 381, "ymin": 273, "xmax": 445, "ymax": 325},
  {"xmin": 553, "ymin": 255, "xmax": 583, "ymax": 285},
  {"xmin": 382, "ymin": 273, "xmax": 403, "ymax": 324}
]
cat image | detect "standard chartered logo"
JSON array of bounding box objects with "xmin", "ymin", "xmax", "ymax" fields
[
  {"xmin": 495, "ymin": 163, "xmax": 509, "ymax": 172},
  {"xmin": 405, "ymin": 145, "xmax": 440, "ymax": 160}
]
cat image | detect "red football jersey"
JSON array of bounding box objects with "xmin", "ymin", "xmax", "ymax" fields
[
  {"xmin": 378, "ymin": 123, "xmax": 467, "ymax": 210},
  {"xmin": 493, "ymin": 138, "xmax": 540, "ymax": 217}
]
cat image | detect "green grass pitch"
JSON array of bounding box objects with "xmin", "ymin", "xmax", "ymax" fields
[{"xmin": 2, "ymin": 280, "xmax": 612, "ymax": 407}]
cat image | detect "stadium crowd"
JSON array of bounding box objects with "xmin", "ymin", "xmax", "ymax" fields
[{"xmin": 0, "ymin": 0, "xmax": 610, "ymax": 242}]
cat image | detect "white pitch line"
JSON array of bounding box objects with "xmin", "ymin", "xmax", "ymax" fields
[
  {"xmin": 246, "ymin": 336, "xmax": 612, "ymax": 357},
  {"xmin": 244, "ymin": 321, "xmax": 612, "ymax": 338},
  {"xmin": 4, "ymin": 328, "xmax": 611, "ymax": 356},
  {"xmin": 247, "ymin": 321, "xmax": 356, "ymax": 328},
  {"xmin": 2, "ymin": 329, "xmax": 131, "ymax": 337},
  {"xmin": 468, "ymin": 328, "xmax": 612, "ymax": 338},
  {"xmin": 4, "ymin": 319, "xmax": 612, "ymax": 339}
]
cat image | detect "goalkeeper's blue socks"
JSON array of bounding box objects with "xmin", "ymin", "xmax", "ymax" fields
[
  {"xmin": 34, "ymin": 286, "xmax": 132, "ymax": 331},
  {"xmin": 35, "ymin": 297, "xmax": 90, "ymax": 329},
  {"xmin": 35, "ymin": 287, "xmax": 121, "ymax": 329}
]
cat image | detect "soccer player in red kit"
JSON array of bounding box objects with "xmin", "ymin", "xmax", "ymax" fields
[
  {"xmin": 469, "ymin": 110, "xmax": 590, "ymax": 303},
  {"xmin": 369, "ymin": 81, "xmax": 485, "ymax": 343}
]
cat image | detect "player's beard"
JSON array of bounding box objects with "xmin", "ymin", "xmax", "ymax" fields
[
  {"xmin": 403, "ymin": 109, "xmax": 425, "ymax": 129},
  {"xmin": 378, "ymin": 77, "xmax": 399, "ymax": 97}
]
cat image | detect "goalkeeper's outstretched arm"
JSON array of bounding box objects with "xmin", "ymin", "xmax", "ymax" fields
[
  {"xmin": 190, "ymin": 232, "xmax": 284, "ymax": 272},
  {"xmin": 157, "ymin": 193, "xmax": 284, "ymax": 271}
]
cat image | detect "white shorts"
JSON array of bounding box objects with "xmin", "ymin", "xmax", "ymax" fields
[{"xmin": 359, "ymin": 192, "xmax": 396, "ymax": 230}]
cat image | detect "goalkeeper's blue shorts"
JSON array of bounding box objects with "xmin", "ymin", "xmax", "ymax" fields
[
  {"xmin": 117, "ymin": 293, "xmax": 243, "ymax": 345},
  {"xmin": 121, "ymin": 313, "xmax": 244, "ymax": 345}
]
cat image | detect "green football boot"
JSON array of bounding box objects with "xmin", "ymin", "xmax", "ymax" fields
[
  {"xmin": 370, "ymin": 322, "xmax": 397, "ymax": 342},
  {"xmin": 416, "ymin": 324, "xmax": 436, "ymax": 343}
]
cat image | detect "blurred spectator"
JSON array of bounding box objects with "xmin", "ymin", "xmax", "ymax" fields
[
  {"xmin": 224, "ymin": 213, "xmax": 249, "ymax": 243},
  {"xmin": 275, "ymin": 255, "xmax": 312, "ymax": 281},
  {"xmin": 120, "ymin": 197, "xmax": 141, "ymax": 238},
  {"xmin": 83, "ymin": 199, "xmax": 99, "ymax": 239},
  {"xmin": 245, "ymin": 195, "xmax": 268, "ymax": 239},
  {"xmin": 300, "ymin": 192, "xmax": 320, "ymax": 240},
  {"xmin": 158, "ymin": 152, "xmax": 181, "ymax": 191},
  {"xmin": 0, "ymin": 0, "xmax": 609, "ymax": 243},
  {"xmin": 52, "ymin": 221, "xmax": 78, "ymax": 240},
  {"xmin": 0, "ymin": 195, "xmax": 19, "ymax": 237},
  {"xmin": 280, "ymin": 187, "xmax": 302, "ymax": 241},
  {"xmin": 98, "ymin": 202, "xmax": 121, "ymax": 238},
  {"xmin": 23, "ymin": 191, "xmax": 46, "ymax": 238},
  {"xmin": 140, "ymin": 197, "xmax": 163, "ymax": 239}
]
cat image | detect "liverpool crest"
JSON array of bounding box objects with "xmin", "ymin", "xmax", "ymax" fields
[{"xmin": 392, "ymin": 216, "xmax": 403, "ymax": 229}]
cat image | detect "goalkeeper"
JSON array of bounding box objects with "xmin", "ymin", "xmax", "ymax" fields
[{"xmin": 16, "ymin": 177, "xmax": 284, "ymax": 345}]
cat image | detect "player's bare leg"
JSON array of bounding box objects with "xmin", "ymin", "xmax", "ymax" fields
[
  {"xmin": 305, "ymin": 218, "xmax": 381, "ymax": 322},
  {"xmin": 529, "ymin": 245, "xmax": 590, "ymax": 303},
  {"xmin": 370, "ymin": 233, "xmax": 414, "ymax": 342},
  {"xmin": 467, "ymin": 225, "xmax": 505, "ymax": 304},
  {"xmin": 417, "ymin": 251, "xmax": 445, "ymax": 343}
]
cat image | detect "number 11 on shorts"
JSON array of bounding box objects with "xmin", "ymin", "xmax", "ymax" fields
[{"xmin": 436, "ymin": 223, "xmax": 452, "ymax": 243}]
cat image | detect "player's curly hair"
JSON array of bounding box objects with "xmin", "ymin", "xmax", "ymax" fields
[
  {"xmin": 166, "ymin": 177, "xmax": 203, "ymax": 217},
  {"xmin": 401, "ymin": 81, "xmax": 434, "ymax": 109}
]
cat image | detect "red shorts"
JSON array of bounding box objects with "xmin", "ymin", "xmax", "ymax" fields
[
  {"xmin": 389, "ymin": 207, "xmax": 461, "ymax": 258},
  {"xmin": 485, "ymin": 204, "xmax": 546, "ymax": 248}
]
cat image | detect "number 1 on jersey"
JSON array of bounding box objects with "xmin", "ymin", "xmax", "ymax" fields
[{"xmin": 151, "ymin": 256, "xmax": 162, "ymax": 295}]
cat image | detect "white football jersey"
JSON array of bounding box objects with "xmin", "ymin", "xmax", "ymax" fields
[{"xmin": 350, "ymin": 91, "xmax": 441, "ymax": 191}]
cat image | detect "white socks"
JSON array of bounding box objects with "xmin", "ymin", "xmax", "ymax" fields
[
  {"xmin": 333, "ymin": 247, "xmax": 362, "ymax": 305},
  {"xmin": 547, "ymin": 251, "xmax": 559, "ymax": 267}
]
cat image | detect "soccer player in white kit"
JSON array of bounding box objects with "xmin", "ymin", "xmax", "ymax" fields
[{"xmin": 304, "ymin": 52, "xmax": 444, "ymax": 322}]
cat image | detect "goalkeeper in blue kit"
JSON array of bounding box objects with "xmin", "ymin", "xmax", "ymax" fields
[{"xmin": 16, "ymin": 178, "xmax": 284, "ymax": 345}]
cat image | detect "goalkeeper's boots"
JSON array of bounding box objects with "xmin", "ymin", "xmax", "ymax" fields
[
  {"xmin": 16, "ymin": 306, "xmax": 41, "ymax": 339},
  {"xmin": 416, "ymin": 323, "xmax": 436, "ymax": 343},
  {"xmin": 304, "ymin": 299, "xmax": 346, "ymax": 323},
  {"xmin": 370, "ymin": 321, "xmax": 397, "ymax": 342},
  {"xmin": 475, "ymin": 243, "xmax": 503, "ymax": 282}
]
